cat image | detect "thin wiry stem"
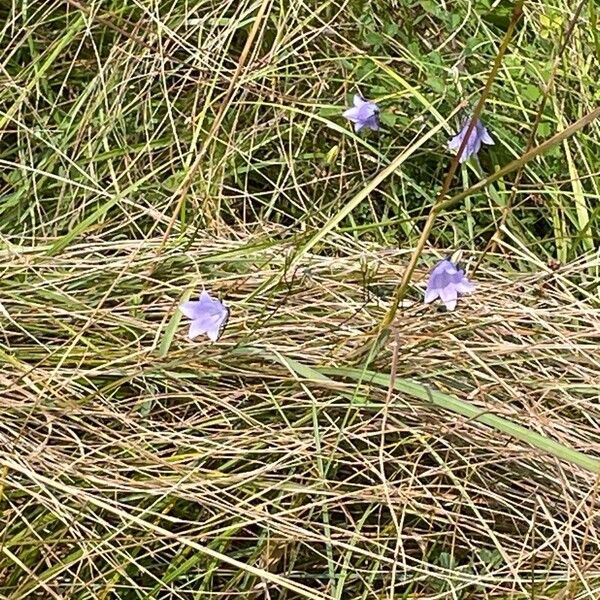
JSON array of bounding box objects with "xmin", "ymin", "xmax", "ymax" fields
[
  {"xmin": 473, "ymin": 0, "xmax": 589, "ymax": 273},
  {"xmin": 381, "ymin": 0, "xmax": 525, "ymax": 330}
]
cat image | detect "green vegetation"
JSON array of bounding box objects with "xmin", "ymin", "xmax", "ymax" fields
[{"xmin": 0, "ymin": 0, "xmax": 599, "ymax": 598}]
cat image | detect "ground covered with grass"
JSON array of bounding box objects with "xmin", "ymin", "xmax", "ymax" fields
[{"xmin": 0, "ymin": 0, "xmax": 599, "ymax": 598}]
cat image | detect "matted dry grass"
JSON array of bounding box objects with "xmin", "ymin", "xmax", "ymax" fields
[{"xmin": 1, "ymin": 233, "xmax": 599, "ymax": 598}]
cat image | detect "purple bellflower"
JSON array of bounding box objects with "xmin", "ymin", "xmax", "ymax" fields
[
  {"xmin": 343, "ymin": 95, "xmax": 380, "ymax": 132},
  {"xmin": 424, "ymin": 259, "xmax": 475, "ymax": 311},
  {"xmin": 448, "ymin": 118, "xmax": 494, "ymax": 162},
  {"xmin": 180, "ymin": 291, "xmax": 229, "ymax": 341}
]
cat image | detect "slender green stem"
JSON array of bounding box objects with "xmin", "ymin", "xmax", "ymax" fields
[
  {"xmin": 436, "ymin": 106, "xmax": 600, "ymax": 213},
  {"xmin": 473, "ymin": 0, "xmax": 589, "ymax": 272},
  {"xmin": 381, "ymin": 0, "xmax": 525, "ymax": 330},
  {"xmin": 379, "ymin": 103, "xmax": 600, "ymax": 332}
]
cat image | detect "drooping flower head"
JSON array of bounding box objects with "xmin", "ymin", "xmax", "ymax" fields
[
  {"xmin": 179, "ymin": 291, "xmax": 229, "ymax": 341},
  {"xmin": 424, "ymin": 259, "xmax": 474, "ymax": 311},
  {"xmin": 448, "ymin": 117, "xmax": 494, "ymax": 163},
  {"xmin": 342, "ymin": 95, "xmax": 379, "ymax": 132}
]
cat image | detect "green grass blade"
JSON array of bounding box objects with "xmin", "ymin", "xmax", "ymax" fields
[{"xmin": 279, "ymin": 357, "xmax": 600, "ymax": 474}]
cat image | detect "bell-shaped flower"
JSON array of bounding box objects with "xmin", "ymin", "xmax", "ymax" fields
[
  {"xmin": 342, "ymin": 95, "xmax": 380, "ymax": 132},
  {"xmin": 448, "ymin": 118, "xmax": 494, "ymax": 162},
  {"xmin": 179, "ymin": 291, "xmax": 229, "ymax": 341},
  {"xmin": 424, "ymin": 259, "xmax": 474, "ymax": 311}
]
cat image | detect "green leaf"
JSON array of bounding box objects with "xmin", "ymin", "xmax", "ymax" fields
[
  {"xmin": 379, "ymin": 112, "xmax": 397, "ymax": 127},
  {"xmin": 364, "ymin": 31, "xmax": 384, "ymax": 47},
  {"xmin": 277, "ymin": 357, "xmax": 600, "ymax": 474},
  {"xmin": 159, "ymin": 290, "xmax": 193, "ymax": 357},
  {"xmin": 427, "ymin": 75, "xmax": 446, "ymax": 94},
  {"xmin": 523, "ymin": 84, "xmax": 541, "ymax": 102}
]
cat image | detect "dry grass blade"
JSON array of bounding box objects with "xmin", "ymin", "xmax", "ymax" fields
[
  {"xmin": 1, "ymin": 0, "xmax": 599, "ymax": 598},
  {"xmin": 1, "ymin": 235, "xmax": 599, "ymax": 597}
]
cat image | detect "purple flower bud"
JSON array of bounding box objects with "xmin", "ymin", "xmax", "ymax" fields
[
  {"xmin": 180, "ymin": 290, "xmax": 229, "ymax": 341},
  {"xmin": 424, "ymin": 259, "xmax": 474, "ymax": 311},
  {"xmin": 448, "ymin": 117, "xmax": 494, "ymax": 162},
  {"xmin": 342, "ymin": 95, "xmax": 380, "ymax": 132}
]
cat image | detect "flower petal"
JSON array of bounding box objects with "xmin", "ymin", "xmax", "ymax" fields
[
  {"xmin": 480, "ymin": 128, "xmax": 494, "ymax": 145},
  {"xmin": 469, "ymin": 136, "xmax": 482, "ymax": 158},
  {"xmin": 449, "ymin": 117, "xmax": 494, "ymax": 161},
  {"xmin": 443, "ymin": 297, "xmax": 457, "ymax": 311},
  {"xmin": 425, "ymin": 259, "xmax": 474, "ymax": 310},
  {"xmin": 455, "ymin": 279, "xmax": 475, "ymax": 294},
  {"xmin": 424, "ymin": 288, "xmax": 440, "ymax": 304},
  {"xmin": 430, "ymin": 266, "xmax": 463, "ymax": 289},
  {"xmin": 343, "ymin": 106, "xmax": 361, "ymax": 122},
  {"xmin": 181, "ymin": 290, "xmax": 229, "ymax": 341},
  {"xmin": 180, "ymin": 301, "xmax": 202, "ymax": 319},
  {"xmin": 205, "ymin": 310, "xmax": 229, "ymax": 341},
  {"xmin": 448, "ymin": 132, "xmax": 464, "ymax": 151},
  {"xmin": 344, "ymin": 95, "xmax": 379, "ymax": 132},
  {"xmin": 439, "ymin": 285, "xmax": 458, "ymax": 311},
  {"xmin": 363, "ymin": 113, "xmax": 379, "ymax": 131},
  {"xmin": 188, "ymin": 319, "xmax": 208, "ymax": 339}
]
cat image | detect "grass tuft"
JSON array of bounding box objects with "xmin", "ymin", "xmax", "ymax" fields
[{"xmin": 0, "ymin": 0, "xmax": 599, "ymax": 598}]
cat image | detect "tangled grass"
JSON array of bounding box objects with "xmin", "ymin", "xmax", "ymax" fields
[
  {"xmin": 2, "ymin": 236, "xmax": 599, "ymax": 598},
  {"xmin": 0, "ymin": 0, "xmax": 599, "ymax": 598}
]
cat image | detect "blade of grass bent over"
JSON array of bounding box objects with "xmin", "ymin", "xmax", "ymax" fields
[
  {"xmin": 331, "ymin": 367, "xmax": 600, "ymax": 473},
  {"xmin": 278, "ymin": 356, "xmax": 600, "ymax": 474},
  {"xmin": 287, "ymin": 107, "xmax": 463, "ymax": 273}
]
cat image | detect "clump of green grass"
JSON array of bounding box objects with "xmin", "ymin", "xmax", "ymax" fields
[{"xmin": 0, "ymin": 0, "xmax": 599, "ymax": 598}]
